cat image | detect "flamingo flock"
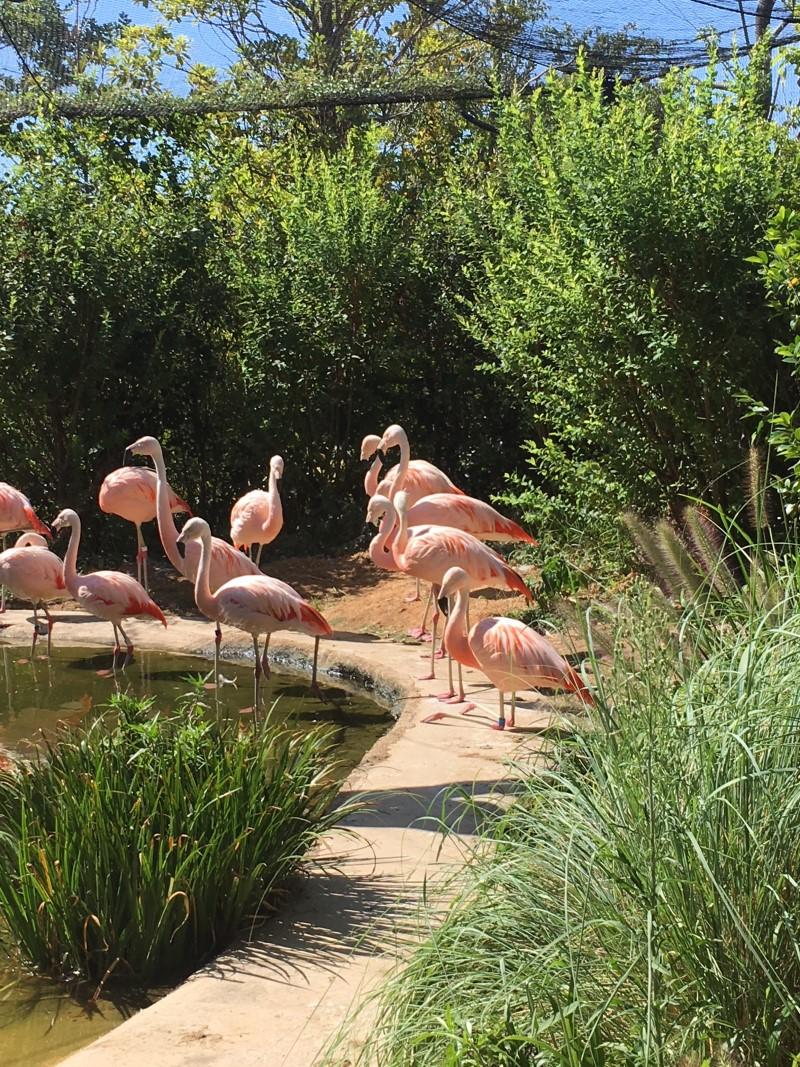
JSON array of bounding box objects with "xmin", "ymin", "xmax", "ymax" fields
[{"xmin": 0, "ymin": 422, "xmax": 592, "ymax": 726}]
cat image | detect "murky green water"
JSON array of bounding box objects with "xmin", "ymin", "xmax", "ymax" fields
[{"xmin": 0, "ymin": 644, "xmax": 393, "ymax": 1067}]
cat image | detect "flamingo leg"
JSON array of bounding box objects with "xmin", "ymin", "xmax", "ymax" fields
[
  {"xmin": 255, "ymin": 544, "xmax": 263, "ymax": 568},
  {"xmin": 252, "ymin": 634, "xmax": 262, "ymax": 722},
  {"xmin": 112, "ymin": 623, "xmax": 121, "ymax": 671},
  {"xmin": 43, "ymin": 604, "xmax": 54, "ymax": 657},
  {"xmin": 117, "ymin": 621, "xmax": 134, "ymax": 668},
  {"xmin": 404, "ymin": 576, "xmax": 421, "ymax": 604},
  {"xmin": 309, "ymin": 636, "xmax": 322, "ymax": 698},
  {"xmin": 437, "ymin": 651, "xmax": 456, "ymax": 701},
  {"xmin": 419, "ymin": 594, "xmax": 440, "ymax": 681},
  {"xmin": 135, "ymin": 524, "xmax": 149, "ymax": 592},
  {"xmin": 260, "ymin": 633, "xmax": 271, "ymax": 678},
  {"xmin": 408, "ymin": 585, "xmax": 433, "ymax": 640},
  {"xmin": 206, "ymin": 623, "xmax": 221, "ymax": 690},
  {"xmin": 0, "ymin": 534, "xmax": 6, "ymax": 612},
  {"xmin": 491, "ymin": 691, "xmax": 506, "ymax": 731},
  {"xmin": 31, "ymin": 606, "xmax": 38, "ymax": 657}
]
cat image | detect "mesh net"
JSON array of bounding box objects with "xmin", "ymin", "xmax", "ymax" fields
[{"xmin": 0, "ymin": 0, "xmax": 794, "ymax": 121}]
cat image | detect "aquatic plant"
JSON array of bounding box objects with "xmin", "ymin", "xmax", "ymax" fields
[{"xmin": 0, "ymin": 691, "xmax": 341, "ymax": 985}]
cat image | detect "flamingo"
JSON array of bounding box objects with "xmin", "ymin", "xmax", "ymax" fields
[
  {"xmin": 126, "ymin": 436, "xmax": 262, "ymax": 685},
  {"xmin": 0, "ymin": 483, "xmax": 51, "ymax": 611},
  {"xmin": 51, "ymin": 509, "xmax": 167, "ymax": 673},
  {"xmin": 361, "ymin": 435, "xmax": 384, "ymax": 497},
  {"xmin": 176, "ymin": 517, "xmax": 332, "ymax": 716},
  {"xmin": 366, "ymin": 492, "xmax": 531, "ymax": 684},
  {"xmin": 367, "ymin": 424, "xmax": 465, "ymax": 611},
  {"xmin": 428, "ymin": 565, "xmax": 594, "ymax": 729},
  {"xmin": 230, "ymin": 455, "xmax": 284, "ymax": 566},
  {"xmin": 0, "ymin": 533, "xmax": 67, "ymax": 655},
  {"xmin": 99, "ymin": 465, "xmax": 191, "ymax": 592},
  {"xmin": 398, "ymin": 492, "xmax": 537, "ymax": 639}
]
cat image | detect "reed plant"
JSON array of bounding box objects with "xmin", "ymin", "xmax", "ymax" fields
[
  {"xmin": 0, "ymin": 690, "xmax": 341, "ymax": 986},
  {"xmin": 362, "ymin": 558, "xmax": 800, "ymax": 1065}
]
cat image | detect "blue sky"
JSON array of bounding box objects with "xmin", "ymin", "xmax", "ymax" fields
[{"xmin": 2, "ymin": 0, "xmax": 797, "ymax": 110}]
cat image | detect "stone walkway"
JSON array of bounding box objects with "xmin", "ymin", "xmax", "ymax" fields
[{"xmin": 0, "ymin": 608, "xmax": 562, "ymax": 1067}]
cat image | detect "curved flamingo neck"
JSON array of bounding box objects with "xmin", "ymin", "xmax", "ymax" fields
[
  {"xmin": 63, "ymin": 517, "xmax": 81, "ymax": 596},
  {"xmin": 266, "ymin": 467, "xmax": 283, "ymax": 533},
  {"xmin": 444, "ymin": 588, "xmax": 480, "ymax": 669},
  {"xmin": 151, "ymin": 443, "xmax": 184, "ymax": 575},
  {"xmin": 392, "ymin": 430, "xmax": 411, "ymax": 495},
  {"xmin": 194, "ymin": 530, "xmax": 219, "ymax": 620},
  {"xmin": 364, "ymin": 454, "xmax": 382, "ymax": 497},
  {"xmin": 394, "ymin": 498, "xmax": 409, "ymax": 560}
]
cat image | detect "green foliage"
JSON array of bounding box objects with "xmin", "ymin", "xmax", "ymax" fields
[
  {"xmin": 363, "ymin": 551, "xmax": 800, "ymax": 1065},
  {"xmin": 440, "ymin": 62, "xmax": 796, "ymax": 561},
  {"xmin": 0, "ymin": 690, "xmax": 341, "ymax": 984}
]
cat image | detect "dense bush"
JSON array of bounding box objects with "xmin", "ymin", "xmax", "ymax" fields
[
  {"xmin": 0, "ymin": 690, "xmax": 340, "ymax": 984},
  {"xmin": 438, "ymin": 63, "xmax": 799, "ymax": 562},
  {"xmin": 363, "ymin": 556, "xmax": 800, "ymax": 1064}
]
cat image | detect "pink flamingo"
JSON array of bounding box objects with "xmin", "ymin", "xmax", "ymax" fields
[
  {"xmin": 0, "ymin": 533, "xmax": 67, "ymax": 655},
  {"xmin": 361, "ymin": 435, "xmax": 384, "ymax": 497},
  {"xmin": 99, "ymin": 465, "xmax": 191, "ymax": 592},
  {"xmin": 230, "ymin": 455, "xmax": 284, "ymax": 566},
  {"xmin": 427, "ymin": 565, "xmax": 593, "ymax": 728},
  {"xmin": 176, "ymin": 517, "xmax": 332, "ymax": 715},
  {"xmin": 52, "ymin": 509, "xmax": 167, "ymax": 673},
  {"xmin": 399, "ymin": 492, "xmax": 537, "ymax": 638},
  {"xmin": 126, "ymin": 436, "xmax": 262, "ymax": 684},
  {"xmin": 374, "ymin": 425, "xmax": 465, "ymax": 506},
  {"xmin": 0, "ymin": 483, "xmax": 51, "ymax": 611},
  {"xmin": 366, "ymin": 492, "xmax": 532, "ymax": 685}
]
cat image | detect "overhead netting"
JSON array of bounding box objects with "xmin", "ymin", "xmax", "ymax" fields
[{"xmin": 0, "ymin": 0, "xmax": 795, "ymax": 121}]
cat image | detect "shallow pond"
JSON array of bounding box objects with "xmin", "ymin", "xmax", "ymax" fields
[{"xmin": 0, "ymin": 643, "xmax": 393, "ymax": 1067}]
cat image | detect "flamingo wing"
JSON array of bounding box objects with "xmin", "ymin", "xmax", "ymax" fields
[
  {"xmin": 230, "ymin": 491, "xmax": 270, "ymax": 547},
  {"xmin": 472, "ymin": 617, "xmax": 592, "ymax": 703},
  {"xmin": 216, "ymin": 576, "xmax": 332, "ymax": 637},
  {"xmin": 407, "ymin": 494, "xmax": 535, "ymax": 543},
  {"xmin": 78, "ymin": 571, "xmax": 167, "ymax": 626},
  {"xmin": 0, "ymin": 483, "xmax": 49, "ymax": 537}
]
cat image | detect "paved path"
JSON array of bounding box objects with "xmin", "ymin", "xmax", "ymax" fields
[{"xmin": 0, "ymin": 608, "xmax": 560, "ymax": 1067}]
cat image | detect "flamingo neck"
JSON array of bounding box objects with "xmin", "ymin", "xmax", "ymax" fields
[
  {"xmin": 265, "ymin": 467, "xmax": 283, "ymax": 533},
  {"xmin": 394, "ymin": 498, "xmax": 409, "ymax": 559},
  {"xmin": 444, "ymin": 588, "xmax": 480, "ymax": 669},
  {"xmin": 364, "ymin": 454, "xmax": 382, "ymax": 497},
  {"xmin": 151, "ymin": 444, "xmax": 184, "ymax": 575},
  {"xmin": 63, "ymin": 517, "xmax": 81, "ymax": 596},
  {"xmin": 392, "ymin": 430, "xmax": 410, "ymax": 495},
  {"xmin": 194, "ymin": 531, "xmax": 219, "ymax": 620}
]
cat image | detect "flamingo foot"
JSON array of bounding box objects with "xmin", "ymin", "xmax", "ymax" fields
[
  {"xmin": 35, "ymin": 655, "xmax": 48, "ymax": 662},
  {"xmin": 203, "ymin": 682, "xmax": 218, "ymax": 691},
  {"xmin": 447, "ymin": 698, "xmax": 474, "ymax": 709},
  {"xmin": 15, "ymin": 658, "xmax": 29, "ymax": 665},
  {"xmin": 434, "ymin": 649, "xmax": 446, "ymax": 660},
  {"xmin": 407, "ymin": 626, "xmax": 429, "ymax": 639},
  {"xmin": 436, "ymin": 690, "xmax": 456, "ymax": 702},
  {"xmin": 309, "ymin": 682, "xmax": 323, "ymax": 699},
  {"xmin": 422, "ymin": 711, "xmax": 446, "ymax": 724},
  {"xmin": 404, "ymin": 591, "xmax": 421, "ymax": 603},
  {"xmin": 239, "ymin": 706, "xmax": 256, "ymax": 716},
  {"xmin": 418, "ymin": 672, "xmax": 436, "ymax": 681},
  {"xmin": 96, "ymin": 668, "xmax": 115, "ymax": 678},
  {"xmin": 491, "ymin": 718, "xmax": 507, "ymax": 732}
]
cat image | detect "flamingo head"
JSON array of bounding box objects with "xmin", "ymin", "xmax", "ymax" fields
[
  {"xmin": 379, "ymin": 424, "xmax": 406, "ymax": 453},
  {"xmin": 126, "ymin": 435, "xmax": 161, "ymax": 459},
  {"xmin": 360, "ymin": 434, "xmax": 381, "ymax": 461},
  {"xmin": 176, "ymin": 516, "xmax": 212, "ymax": 547},
  {"xmin": 52, "ymin": 508, "xmax": 78, "ymax": 532},
  {"xmin": 15, "ymin": 532, "xmax": 48, "ymax": 548},
  {"xmin": 269, "ymin": 455, "xmax": 284, "ymax": 479},
  {"xmin": 440, "ymin": 566, "xmax": 471, "ymax": 600},
  {"xmin": 366, "ymin": 494, "xmax": 393, "ymax": 528}
]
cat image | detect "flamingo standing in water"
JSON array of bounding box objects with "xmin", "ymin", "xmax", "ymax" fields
[
  {"xmin": 99, "ymin": 465, "xmax": 190, "ymax": 592},
  {"xmin": 429, "ymin": 566, "xmax": 593, "ymax": 729},
  {"xmin": 0, "ymin": 533, "xmax": 67, "ymax": 655},
  {"xmin": 126, "ymin": 436, "xmax": 262, "ymax": 685},
  {"xmin": 177, "ymin": 517, "xmax": 332, "ymax": 716},
  {"xmin": 230, "ymin": 455, "xmax": 284, "ymax": 566},
  {"xmin": 366, "ymin": 492, "xmax": 531, "ymax": 685},
  {"xmin": 52, "ymin": 509, "xmax": 167, "ymax": 673},
  {"xmin": 0, "ymin": 483, "xmax": 51, "ymax": 611}
]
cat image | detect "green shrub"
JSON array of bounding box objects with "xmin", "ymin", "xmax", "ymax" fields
[
  {"xmin": 0, "ymin": 691, "xmax": 341, "ymax": 985},
  {"xmin": 364, "ymin": 560, "xmax": 800, "ymax": 1065}
]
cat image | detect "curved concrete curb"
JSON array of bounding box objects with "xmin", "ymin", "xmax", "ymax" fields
[{"xmin": 0, "ymin": 609, "xmax": 557, "ymax": 1067}]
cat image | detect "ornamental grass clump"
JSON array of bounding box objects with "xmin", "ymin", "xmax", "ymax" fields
[
  {"xmin": 0, "ymin": 692, "xmax": 341, "ymax": 985},
  {"xmin": 364, "ymin": 568, "xmax": 800, "ymax": 1066}
]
